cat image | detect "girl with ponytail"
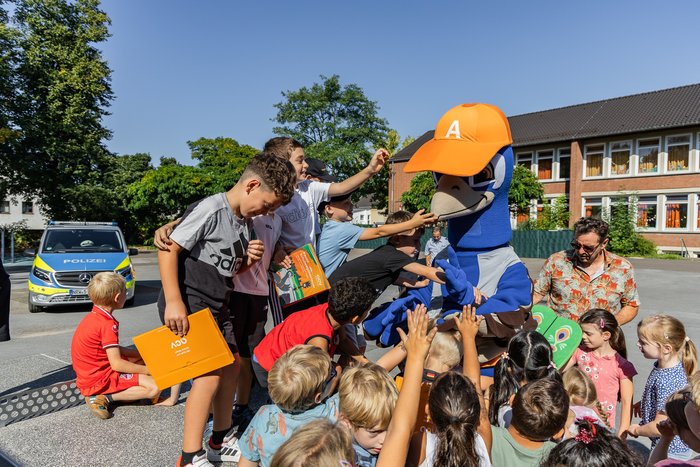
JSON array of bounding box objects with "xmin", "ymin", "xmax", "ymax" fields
[
  {"xmin": 562, "ymin": 308, "xmax": 637, "ymax": 436},
  {"xmin": 488, "ymin": 330, "xmax": 561, "ymax": 427},
  {"xmin": 626, "ymin": 314, "xmax": 698, "ymax": 460}
]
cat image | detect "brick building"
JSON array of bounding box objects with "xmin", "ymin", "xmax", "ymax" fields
[{"xmin": 389, "ymin": 83, "xmax": 700, "ymax": 256}]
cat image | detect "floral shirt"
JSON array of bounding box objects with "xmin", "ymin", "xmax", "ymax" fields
[{"xmin": 533, "ymin": 250, "xmax": 640, "ymax": 321}]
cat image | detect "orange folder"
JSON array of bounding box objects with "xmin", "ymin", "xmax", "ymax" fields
[{"xmin": 133, "ymin": 308, "xmax": 235, "ymax": 390}]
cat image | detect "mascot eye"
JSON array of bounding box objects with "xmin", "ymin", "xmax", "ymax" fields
[{"xmin": 471, "ymin": 164, "xmax": 495, "ymax": 186}]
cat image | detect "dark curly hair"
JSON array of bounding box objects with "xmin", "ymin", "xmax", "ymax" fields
[
  {"xmin": 328, "ymin": 277, "xmax": 377, "ymax": 323},
  {"xmin": 541, "ymin": 417, "xmax": 643, "ymax": 467},
  {"xmin": 241, "ymin": 153, "xmax": 296, "ymax": 204},
  {"xmin": 573, "ymin": 217, "xmax": 609, "ymax": 241}
]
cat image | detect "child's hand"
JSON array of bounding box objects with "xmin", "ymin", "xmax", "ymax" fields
[
  {"xmin": 624, "ymin": 424, "xmax": 640, "ymax": 438},
  {"xmin": 454, "ymin": 305, "xmax": 483, "ymax": 340},
  {"xmin": 272, "ymin": 247, "xmax": 292, "ymax": 269},
  {"xmin": 411, "ymin": 209, "xmax": 438, "ymax": 227},
  {"xmin": 366, "ymin": 148, "xmax": 390, "ymax": 175},
  {"xmin": 153, "ymin": 221, "xmax": 177, "ymax": 251},
  {"xmin": 246, "ymin": 239, "xmax": 264, "ymax": 265},
  {"xmin": 632, "ymin": 401, "xmax": 641, "ymax": 418},
  {"xmin": 396, "ymin": 304, "xmax": 437, "ymax": 362},
  {"xmin": 657, "ymin": 419, "xmax": 677, "ymax": 441},
  {"xmin": 473, "ymin": 287, "xmax": 488, "ymax": 305},
  {"xmin": 164, "ymin": 300, "xmax": 189, "ymax": 337}
]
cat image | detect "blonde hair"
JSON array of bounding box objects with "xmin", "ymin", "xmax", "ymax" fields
[
  {"xmin": 562, "ymin": 367, "xmax": 609, "ymax": 428},
  {"xmin": 429, "ymin": 330, "xmax": 463, "ymax": 370},
  {"xmin": 339, "ymin": 364, "xmax": 398, "ymax": 430},
  {"xmin": 638, "ymin": 314, "xmax": 698, "ymax": 376},
  {"xmin": 87, "ymin": 272, "xmax": 126, "ymax": 307},
  {"xmin": 268, "ymin": 345, "xmax": 331, "ymax": 412},
  {"xmin": 270, "ymin": 419, "xmax": 356, "ymax": 467}
]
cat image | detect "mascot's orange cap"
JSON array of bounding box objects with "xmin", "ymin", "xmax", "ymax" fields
[{"xmin": 404, "ymin": 103, "xmax": 512, "ymax": 176}]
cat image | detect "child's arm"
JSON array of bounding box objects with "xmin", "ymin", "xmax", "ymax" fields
[
  {"xmin": 617, "ymin": 378, "xmax": 634, "ymax": 437},
  {"xmin": 626, "ymin": 412, "xmax": 667, "ymax": 438},
  {"xmin": 106, "ymin": 347, "xmax": 149, "ymax": 375},
  {"xmin": 376, "ymin": 342, "xmax": 407, "ymax": 372},
  {"xmin": 400, "ymin": 277, "xmax": 431, "ymax": 289},
  {"xmin": 402, "ymin": 262, "xmax": 445, "ymax": 285},
  {"xmin": 454, "ymin": 305, "xmax": 492, "ymax": 454},
  {"xmin": 271, "ymin": 242, "xmax": 292, "ymax": 269},
  {"xmin": 307, "ymin": 336, "xmax": 330, "ymax": 353},
  {"xmin": 327, "ymin": 149, "xmax": 389, "ymax": 197},
  {"xmin": 158, "ymin": 243, "xmax": 190, "ymax": 337},
  {"xmin": 358, "ymin": 210, "xmax": 437, "ymax": 241},
  {"xmin": 119, "ymin": 346, "xmax": 141, "ymax": 360},
  {"xmin": 377, "ymin": 304, "xmax": 437, "ymax": 467},
  {"xmin": 646, "ymin": 419, "xmax": 676, "ymax": 466},
  {"xmin": 237, "ymin": 239, "xmax": 265, "ymax": 274}
]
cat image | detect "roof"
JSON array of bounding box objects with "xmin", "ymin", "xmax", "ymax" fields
[{"xmin": 392, "ymin": 83, "xmax": 700, "ymax": 162}]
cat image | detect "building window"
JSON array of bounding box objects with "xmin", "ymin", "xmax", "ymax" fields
[
  {"xmin": 21, "ymin": 200, "xmax": 33, "ymax": 214},
  {"xmin": 636, "ymin": 196, "xmax": 657, "ymax": 229},
  {"xmin": 516, "ymin": 152, "xmax": 533, "ymax": 171},
  {"xmin": 638, "ymin": 138, "xmax": 660, "ymax": 174},
  {"xmin": 0, "ymin": 200, "xmax": 9, "ymax": 214},
  {"xmin": 557, "ymin": 148, "xmax": 570, "ymax": 180},
  {"xmin": 584, "ymin": 144, "xmax": 604, "ymax": 177},
  {"xmin": 610, "ymin": 141, "xmax": 631, "ymax": 176},
  {"xmin": 665, "ymin": 195, "xmax": 688, "ymax": 229},
  {"xmin": 537, "ymin": 150, "xmax": 553, "ymax": 180},
  {"xmin": 583, "ymin": 197, "xmax": 603, "ymax": 218},
  {"xmin": 666, "ymin": 135, "xmax": 691, "ymax": 172}
]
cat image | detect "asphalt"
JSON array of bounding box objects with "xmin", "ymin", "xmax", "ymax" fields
[{"xmin": 1, "ymin": 252, "xmax": 699, "ymax": 466}]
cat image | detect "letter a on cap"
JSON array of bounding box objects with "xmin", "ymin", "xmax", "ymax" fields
[{"xmin": 444, "ymin": 120, "xmax": 461, "ymax": 139}]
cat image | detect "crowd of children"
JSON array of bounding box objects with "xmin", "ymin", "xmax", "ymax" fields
[{"xmin": 68, "ymin": 136, "xmax": 700, "ymax": 467}]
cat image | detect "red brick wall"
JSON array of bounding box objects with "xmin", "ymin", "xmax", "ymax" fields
[{"xmin": 388, "ymin": 161, "xmax": 417, "ymax": 213}]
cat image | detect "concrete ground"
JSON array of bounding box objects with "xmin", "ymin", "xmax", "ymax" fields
[{"xmin": 1, "ymin": 251, "xmax": 699, "ymax": 466}]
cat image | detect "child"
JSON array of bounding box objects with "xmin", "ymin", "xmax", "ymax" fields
[
  {"xmin": 317, "ymin": 192, "xmax": 436, "ymax": 276},
  {"xmin": 626, "ymin": 314, "xmax": 698, "ymax": 460},
  {"xmin": 330, "ymin": 210, "xmax": 446, "ymax": 292},
  {"xmin": 252, "ymin": 277, "xmax": 377, "ymax": 387},
  {"xmin": 407, "ymin": 305, "xmax": 492, "ymax": 467},
  {"xmin": 488, "ymin": 330, "xmax": 561, "ymax": 428},
  {"xmin": 71, "ymin": 272, "xmax": 178, "ymax": 419},
  {"xmin": 562, "ymin": 367, "xmax": 609, "ymax": 436},
  {"xmin": 648, "ymin": 389, "xmax": 700, "ymax": 466},
  {"xmin": 338, "ymin": 364, "xmax": 399, "ymax": 466},
  {"xmin": 490, "ymin": 378, "xmax": 569, "ymax": 466},
  {"xmin": 541, "ymin": 417, "xmax": 643, "ymax": 467},
  {"xmin": 157, "ymin": 153, "xmax": 296, "ymax": 467},
  {"xmin": 271, "ymin": 419, "xmax": 356, "ymax": 467},
  {"xmin": 562, "ymin": 308, "xmax": 636, "ymax": 435},
  {"xmin": 237, "ymin": 345, "xmax": 341, "ymax": 467}
]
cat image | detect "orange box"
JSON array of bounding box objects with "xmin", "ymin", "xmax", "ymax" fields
[
  {"xmin": 272, "ymin": 243, "xmax": 330, "ymax": 307},
  {"xmin": 133, "ymin": 308, "xmax": 234, "ymax": 390}
]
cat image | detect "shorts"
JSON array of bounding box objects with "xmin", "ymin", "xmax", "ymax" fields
[
  {"xmin": 82, "ymin": 371, "xmax": 140, "ymax": 397},
  {"xmin": 157, "ymin": 291, "xmax": 238, "ymax": 355},
  {"xmin": 229, "ymin": 292, "xmax": 268, "ymax": 359}
]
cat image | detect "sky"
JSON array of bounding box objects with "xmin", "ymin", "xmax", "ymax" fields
[{"xmin": 96, "ymin": 0, "xmax": 700, "ymax": 165}]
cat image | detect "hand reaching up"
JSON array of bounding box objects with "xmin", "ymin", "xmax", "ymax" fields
[
  {"xmin": 397, "ymin": 304, "xmax": 437, "ymax": 363},
  {"xmin": 453, "ymin": 305, "xmax": 483, "ymax": 340}
]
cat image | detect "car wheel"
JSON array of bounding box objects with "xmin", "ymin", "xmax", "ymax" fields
[{"xmin": 28, "ymin": 298, "xmax": 44, "ymax": 313}]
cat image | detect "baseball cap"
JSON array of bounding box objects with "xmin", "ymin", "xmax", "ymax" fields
[
  {"xmin": 305, "ymin": 158, "xmax": 337, "ymax": 182},
  {"xmin": 317, "ymin": 191, "xmax": 355, "ymax": 216},
  {"xmin": 404, "ymin": 103, "xmax": 512, "ymax": 176}
]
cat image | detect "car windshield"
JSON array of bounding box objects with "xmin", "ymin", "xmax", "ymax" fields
[{"xmin": 42, "ymin": 229, "xmax": 124, "ymax": 253}]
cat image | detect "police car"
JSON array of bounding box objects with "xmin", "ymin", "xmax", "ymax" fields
[{"xmin": 27, "ymin": 221, "xmax": 137, "ymax": 313}]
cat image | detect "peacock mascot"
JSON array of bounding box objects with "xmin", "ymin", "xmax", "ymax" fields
[{"xmin": 364, "ymin": 103, "xmax": 537, "ymax": 373}]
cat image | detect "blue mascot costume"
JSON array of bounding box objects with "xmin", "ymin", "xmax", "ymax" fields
[{"xmin": 364, "ymin": 103, "xmax": 535, "ymax": 372}]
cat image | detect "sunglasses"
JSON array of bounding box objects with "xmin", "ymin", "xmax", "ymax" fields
[
  {"xmin": 320, "ymin": 364, "xmax": 338, "ymax": 401},
  {"xmin": 570, "ymin": 241, "xmax": 602, "ymax": 254}
]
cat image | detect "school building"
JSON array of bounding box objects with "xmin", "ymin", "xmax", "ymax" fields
[{"xmin": 388, "ymin": 83, "xmax": 700, "ymax": 257}]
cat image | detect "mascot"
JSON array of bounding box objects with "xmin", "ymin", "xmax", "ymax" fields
[{"xmin": 364, "ymin": 103, "xmax": 536, "ymax": 371}]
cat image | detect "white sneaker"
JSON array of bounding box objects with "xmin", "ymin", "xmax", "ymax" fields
[
  {"xmin": 177, "ymin": 451, "xmax": 214, "ymax": 467},
  {"xmin": 206, "ymin": 427, "xmax": 242, "ymax": 463}
]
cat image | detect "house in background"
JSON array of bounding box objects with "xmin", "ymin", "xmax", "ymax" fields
[
  {"xmin": 1, "ymin": 195, "xmax": 48, "ymax": 260},
  {"xmin": 389, "ymin": 83, "xmax": 700, "ymax": 257},
  {"xmin": 352, "ymin": 196, "xmax": 387, "ymax": 226}
]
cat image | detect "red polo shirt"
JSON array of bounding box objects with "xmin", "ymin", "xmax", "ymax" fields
[{"xmin": 71, "ymin": 306, "xmax": 120, "ymax": 395}]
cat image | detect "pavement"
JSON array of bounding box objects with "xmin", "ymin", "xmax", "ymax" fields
[{"xmin": 1, "ymin": 251, "xmax": 699, "ymax": 466}]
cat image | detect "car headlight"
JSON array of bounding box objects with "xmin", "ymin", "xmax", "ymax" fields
[
  {"xmin": 115, "ymin": 265, "xmax": 132, "ymax": 278},
  {"xmin": 32, "ymin": 266, "xmax": 51, "ymax": 282}
]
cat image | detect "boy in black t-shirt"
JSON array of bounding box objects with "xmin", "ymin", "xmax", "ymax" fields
[{"xmin": 329, "ymin": 210, "xmax": 445, "ymax": 292}]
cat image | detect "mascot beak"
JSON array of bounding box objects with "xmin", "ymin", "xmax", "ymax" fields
[{"xmin": 431, "ymin": 175, "xmax": 494, "ymax": 220}]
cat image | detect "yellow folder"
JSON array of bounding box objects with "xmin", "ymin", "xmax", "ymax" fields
[{"xmin": 133, "ymin": 308, "xmax": 235, "ymax": 390}]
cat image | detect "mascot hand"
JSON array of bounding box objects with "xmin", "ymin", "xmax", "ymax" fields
[
  {"xmin": 435, "ymin": 246, "xmax": 475, "ymax": 306},
  {"xmin": 363, "ymin": 283, "xmax": 432, "ymax": 344}
]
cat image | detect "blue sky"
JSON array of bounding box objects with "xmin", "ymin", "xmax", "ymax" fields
[{"xmin": 98, "ymin": 0, "xmax": 700, "ymax": 165}]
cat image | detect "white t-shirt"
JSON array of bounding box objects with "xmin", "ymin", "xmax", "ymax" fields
[
  {"xmin": 232, "ymin": 214, "xmax": 282, "ymax": 296},
  {"xmin": 275, "ymin": 180, "xmax": 330, "ymax": 250},
  {"xmin": 420, "ymin": 431, "xmax": 491, "ymax": 467}
]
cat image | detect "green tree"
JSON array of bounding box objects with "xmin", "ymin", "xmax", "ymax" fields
[
  {"xmin": 606, "ymin": 195, "xmax": 657, "ymax": 256},
  {"xmin": 10, "ymin": 0, "xmax": 114, "ymax": 219},
  {"xmin": 401, "ymin": 172, "xmax": 435, "ymax": 213},
  {"xmin": 273, "ymin": 74, "xmax": 391, "ymax": 209},
  {"xmin": 0, "ymin": 2, "xmax": 20, "ymax": 199},
  {"xmin": 188, "ymin": 137, "xmax": 258, "ymax": 192},
  {"xmin": 509, "ymin": 164, "xmax": 544, "ymax": 216}
]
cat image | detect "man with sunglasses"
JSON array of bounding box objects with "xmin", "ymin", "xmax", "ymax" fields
[{"xmin": 533, "ymin": 217, "xmax": 639, "ymax": 324}]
